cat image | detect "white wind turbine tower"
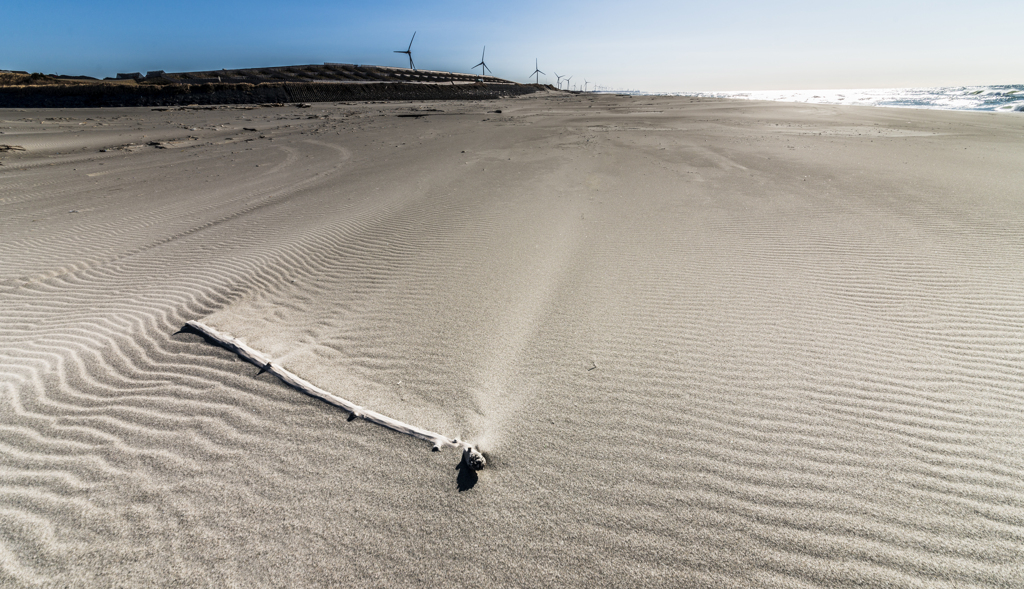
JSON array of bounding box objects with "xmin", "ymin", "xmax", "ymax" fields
[
  {"xmin": 565, "ymin": 76, "xmax": 573, "ymax": 91},
  {"xmin": 530, "ymin": 58, "xmax": 545, "ymax": 84},
  {"xmin": 394, "ymin": 32, "xmax": 416, "ymax": 70},
  {"xmin": 553, "ymin": 72, "xmax": 564, "ymax": 89},
  {"xmin": 473, "ymin": 46, "xmax": 491, "ymax": 78},
  {"xmin": 584, "ymin": 79, "xmax": 589, "ymax": 92}
]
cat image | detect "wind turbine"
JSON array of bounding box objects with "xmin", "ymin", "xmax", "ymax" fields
[
  {"xmin": 553, "ymin": 72, "xmax": 564, "ymax": 89},
  {"xmin": 394, "ymin": 32, "xmax": 416, "ymax": 70},
  {"xmin": 584, "ymin": 79, "xmax": 589, "ymax": 92},
  {"xmin": 473, "ymin": 46, "xmax": 491, "ymax": 78},
  {"xmin": 530, "ymin": 58, "xmax": 545, "ymax": 84},
  {"xmin": 565, "ymin": 76, "xmax": 573, "ymax": 92}
]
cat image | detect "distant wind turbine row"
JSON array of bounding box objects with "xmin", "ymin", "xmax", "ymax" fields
[
  {"xmin": 529, "ymin": 60, "xmax": 597, "ymax": 92},
  {"xmin": 544, "ymin": 66, "xmax": 597, "ymax": 92},
  {"xmin": 391, "ymin": 33, "xmax": 597, "ymax": 91}
]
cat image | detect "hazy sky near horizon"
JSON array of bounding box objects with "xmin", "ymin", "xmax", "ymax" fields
[{"xmin": 3, "ymin": 0, "xmax": 1021, "ymax": 91}]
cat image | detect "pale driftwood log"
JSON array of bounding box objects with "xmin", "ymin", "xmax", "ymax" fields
[{"xmin": 185, "ymin": 320, "xmax": 481, "ymax": 462}]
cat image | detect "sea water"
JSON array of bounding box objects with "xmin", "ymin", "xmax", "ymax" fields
[{"xmin": 633, "ymin": 85, "xmax": 1024, "ymax": 112}]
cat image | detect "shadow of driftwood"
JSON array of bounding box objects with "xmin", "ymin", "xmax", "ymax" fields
[
  {"xmin": 455, "ymin": 461, "xmax": 479, "ymax": 491},
  {"xmin": 175, "ymin": 322, "xmax": 219, "ymax": 347}
]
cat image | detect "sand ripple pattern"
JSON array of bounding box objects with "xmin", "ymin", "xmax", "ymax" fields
[
  {"xmin": 1, "ymin": 99, "xmax": 1023, "ymax": 587},
  {"xmin": 1, "ymin": 131, "xmax": 372, "ymax": 585}
]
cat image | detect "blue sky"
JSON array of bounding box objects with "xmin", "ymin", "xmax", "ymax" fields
[{"xmin": 3, "ymin": 0, "xmax": 1021, "ymax": 91}]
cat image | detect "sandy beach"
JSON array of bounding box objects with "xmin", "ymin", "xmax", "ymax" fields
[{"xmin": 2, "ymin": 93, "xmax": 1023, "ymax": 587}]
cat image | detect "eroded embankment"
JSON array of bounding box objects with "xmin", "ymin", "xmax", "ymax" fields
[{"xmin": 0, "ymin": 81, "xmax": 541, "ymax": 108}]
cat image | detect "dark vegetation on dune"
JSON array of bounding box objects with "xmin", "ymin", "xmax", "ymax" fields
[{"xmin": 1, "ymin": 72, "xmax": 94, "ymax": 85}]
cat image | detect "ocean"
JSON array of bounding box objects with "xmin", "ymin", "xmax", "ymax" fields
[{"xmin": 641, "ymin": 85, "xmax": 1024, "ymax": 112}]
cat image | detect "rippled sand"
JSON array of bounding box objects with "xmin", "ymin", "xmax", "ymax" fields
[{"xmin": 2, "ymin": 94, "xmax": 1023, "ymax": 587}]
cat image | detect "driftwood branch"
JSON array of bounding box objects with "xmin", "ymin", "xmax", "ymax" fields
[{"xmin": 184, "ymin": 320, "xmax": 484, "ymax": 468}]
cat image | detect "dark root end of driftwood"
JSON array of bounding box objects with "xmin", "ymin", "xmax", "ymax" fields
[{"xmin": 462, "ymin": 446, "xmax": 486, "ymax": 471}]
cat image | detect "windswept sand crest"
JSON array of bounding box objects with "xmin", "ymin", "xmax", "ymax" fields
[{"xmin": 1, "ymin": 97, "xmax": 1023, "ymax": 586}]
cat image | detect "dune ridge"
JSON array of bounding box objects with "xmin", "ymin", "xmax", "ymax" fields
[{"xmin": 1, "ymin": 95, "xmax": 1023, "ymax": 587}]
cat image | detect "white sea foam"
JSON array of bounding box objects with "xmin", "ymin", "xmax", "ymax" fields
[{"xmin": 625, "ymin": 85, "xmax": 1024, "ymax": 112}]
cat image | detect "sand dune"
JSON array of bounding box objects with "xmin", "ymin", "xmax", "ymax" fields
[{"xmin": 2, "ymin": 95, "xmax": 1023, "ymax": 587}]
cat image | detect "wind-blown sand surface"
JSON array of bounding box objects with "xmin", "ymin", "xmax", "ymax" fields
[{"xmin": 2, "ymin": 94, "xmax": 1023, "ymax": 587}]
